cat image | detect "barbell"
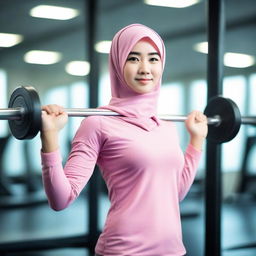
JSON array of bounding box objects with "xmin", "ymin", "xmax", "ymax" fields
[{"xmin": 0, "ymin": 86, "xmax": 255, "ymax": 143}]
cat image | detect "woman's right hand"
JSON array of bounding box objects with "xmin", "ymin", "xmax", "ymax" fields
[{"xmin": 41, "ymin": 104, "xmax": 68, "ymax": 133}]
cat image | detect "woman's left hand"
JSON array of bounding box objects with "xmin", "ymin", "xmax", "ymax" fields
[{"xmin": 185, "ymin": 110, "xmax": 208, "ymax": 139}]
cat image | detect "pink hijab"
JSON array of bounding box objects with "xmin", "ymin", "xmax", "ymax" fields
[{"xmin": 100, "ymin": 24, "xmax": 166, "ymax": 131}]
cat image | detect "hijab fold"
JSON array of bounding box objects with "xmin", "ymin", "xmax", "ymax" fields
[{"xmin": 99, "ymin": 24, "xmax": 166, "ymax": 131}]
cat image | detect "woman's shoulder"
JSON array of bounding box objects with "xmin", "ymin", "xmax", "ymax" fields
[
  {"xmin": 80, "ymin": 115, "xmax": 116, "ymax": 128},
  {"xmin": 81, "ymin": 115, "xmax": 102, "ymax": 126},
  {"xmin": 79, "ymin": 116, "xmax": 119, "ymax": 133},
  {"xmin": 76, "ymin": 116, "xmax": 123, "ymax": 142},
  {"xmin": 76, "ymin": 116, "xmax": 103, "ymax": 136},
  {"xmin": 73, "ymin": 116, "xmax": 104, "ymax": 143}
]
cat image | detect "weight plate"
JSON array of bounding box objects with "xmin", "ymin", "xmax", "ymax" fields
[
  {"xmin": 204, "ymin": 96, "xmax": 241, "ymax": 144},
  {"xmin": 8, "ymin": 86, "xmax": 41, "ymax": 140}
]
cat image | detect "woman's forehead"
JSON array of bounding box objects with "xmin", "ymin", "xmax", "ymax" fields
[{"xmin": 130, "ymin": 38, "xmax": 159, "ymax": 53}]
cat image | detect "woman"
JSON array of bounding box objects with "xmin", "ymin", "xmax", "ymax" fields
[{"xmin": 40, "ymin": 24, "xmax": 208, "ymax": 256}]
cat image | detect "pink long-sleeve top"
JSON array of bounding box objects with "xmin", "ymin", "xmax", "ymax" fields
[{"xmin": 41, "ymin": 115, "xmax": 201, "ymax": 256}]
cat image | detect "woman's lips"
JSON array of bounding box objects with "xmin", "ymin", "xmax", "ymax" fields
[{"xmin": 135, "ymin": 78, "xmax": 152, "ymax": 84}]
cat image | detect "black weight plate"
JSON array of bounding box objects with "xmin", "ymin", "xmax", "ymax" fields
[
  {"xmin": 204, "ymin": 96, "xmax": 241, "ymax": 144},
  {"xmin": 8, "ymin": 86, "xmax": 41, "ymax": 140}
]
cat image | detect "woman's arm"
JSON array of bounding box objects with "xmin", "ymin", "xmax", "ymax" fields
[
  {"xmin": 40, "ymin": 106, "xmax": 101, "ymax": 211},
  {"xmin": 41, "ymin": 104, "xmax": 68, "ymax": 153},
  {"xmin": 41, "ymin": 139, "xmax": 99, "ymax": 211},
  {"xmin": 178, "ymin": 111, "xmax": 208, "ymax": 201},
  {"xmin": 185, "ymin": 110, "xmax": 208, "ymax": 151}
]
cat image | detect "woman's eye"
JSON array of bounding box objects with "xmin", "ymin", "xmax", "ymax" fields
[
  {"xmin": 127, "ymin": 56, "xmax": 139, "ymax": 62},
  {"xmin": 150, "ymin": 57, "xmax": 159, "ymax": 62}
]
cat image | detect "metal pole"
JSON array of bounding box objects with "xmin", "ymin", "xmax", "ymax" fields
[
  {"xmin": 2, "ymin": 107, "xmax": 256, "ymax": 126},
  {"xmin": 86, "ymin": 0, "xmax": 100, "ymax": 253},
  {"xmin": 0, "ymin": 108, "xmax": 23, "ymax": 120},
  {"xmin": 241, "ymin": 116, "xmax": 256, "ymax": 125},
  {"xmin": 64, "ymin": 110, "xmax": 221, "ymax": 125},
  {"xmin": 205, "ymin": 0, "xmax": 225, "ymax": 255},
  {"xmin": 0, "ymin": 107, "xmax": 222, "ymax": 125},
  {"xmin": 1, "ymin": 105, "xmax": 256, "ymax": 128}
]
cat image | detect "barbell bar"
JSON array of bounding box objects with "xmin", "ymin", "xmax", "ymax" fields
[
  {"xmin": 0, "ymin": 107, "xmax": 221, "ymax": 124},
  {"xmin": 2, "ymin": 108, "xmax": 254, "ymax": 125},
  {"xmin": 0, "ymin": 85, "xmax": 254, "ymax": 143}
]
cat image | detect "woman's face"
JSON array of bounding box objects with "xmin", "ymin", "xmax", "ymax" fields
[{"xmin": 123, "ymin": 39, "xmax": 163, "ymax": 94}]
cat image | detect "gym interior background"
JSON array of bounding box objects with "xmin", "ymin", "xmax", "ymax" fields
[{"xmin": 0, "ymin": 0, "xmax": 256, "ymax": 255}]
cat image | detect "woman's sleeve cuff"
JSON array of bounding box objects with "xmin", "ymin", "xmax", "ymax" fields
[{"xmin": 41, "ymin": 149, "xmax": 62, "ymax": 167}]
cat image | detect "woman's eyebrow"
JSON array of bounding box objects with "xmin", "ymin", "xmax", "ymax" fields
[
  {"xmin": 128, "ymin": 51, "xmax": 140, "ymax": 56},
  {"xmin": 149, "ymin": 52, "xmax": 160, "ymax": 56},
  {"xmin": 128, "ymin": 51, "xmax": 160, "ymax": 56}
]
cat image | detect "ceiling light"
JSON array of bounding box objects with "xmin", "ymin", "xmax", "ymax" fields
[
  {"xmin": 24, "ymin": 50, "xmax": 62, "ymax": 65},
  {"xmin": 144, "ymin": 0, "xmax": 200, "ymax": 8},
  {"xmin": 30, "ymin": 5, "xmax": 79, "ymax": 20},
  {"xmin": 193, "ymin": 42, "xmax": 255, "ymax": 68},
  {"xmin": 95, "ymin": 41, "xmax": 112, "ymax": 54},
  {"xmin": 224, "ymin": 53, "xmax": 255, "ymax": 68},
  {"xmin": 193, "ymin": 42, "xmax": 208, "ymax": 54},
  {"xmin": 65, "ymin": 61, "xmax": 90, "ymax": 76},
  {"xmin": 0, "ymin": 33, "xmax": 23, "ymax": 47}
]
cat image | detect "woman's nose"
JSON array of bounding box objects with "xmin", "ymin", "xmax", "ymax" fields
[{"xmin": 138, "ymin": 61, "xmax": 150, "ymax": 74}]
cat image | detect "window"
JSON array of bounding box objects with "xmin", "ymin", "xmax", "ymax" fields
[
  {"xmin": 158, "ymin": 82, "xmax": 185, "ymax": 115},
  {"xmin": 222, "ymin": 75, "xmax": 247, "ymax": 172},
  {"xmin": 69, "ymin": 81, "xmax": 89, "ymax": 137},
  {"xmin": 189, "ymin": 80, "xmax": 207, "ymax": 175},
  {"xmin": 158, "ymin": 82, "xmax": 187, "ymax": 148},
  {"xmin": 189, "ymin": 80, "xmax": 207, "ymax": 112},
  {"xmin": 0, "ymin": 69, "xmax": 8, "ymax": 137},
  {"xmin": 1, "ymin": 70, "xmax": 27, "ymax": 176},
  {"xmin": 99, "ymin": 73, "xmax": 111, "ymax": 106},
  {"xmin": 246, "ymin": 73, "xmax": 256, "ymax": 174},
  {"xmin": 248, "ymin": 74, "xmax": 256, "ymax": 115}
]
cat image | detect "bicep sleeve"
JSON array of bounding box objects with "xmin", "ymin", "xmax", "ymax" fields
[
  {"xmin": 178, "ymin": 144, "xmax": 202, "ymax": 202},
  {"xmin": 41, "ymin": 116, "xmax": 103, "ymax": 211}
]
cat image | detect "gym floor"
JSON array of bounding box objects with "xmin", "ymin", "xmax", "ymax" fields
[{"xmin": 0, "ymin": 187, "xmax": 256, "ymax": 256}]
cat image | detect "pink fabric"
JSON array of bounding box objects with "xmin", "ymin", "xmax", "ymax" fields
[
  {"xmin": 99, "ymin": 24, "xmax": 166, "ymax": 131},
  {"xmin": 41, "ymin": 24, "xmax": 202, "ymax": 255},
  {"xmin": 41, "ymin": 117, "xmax": 201, "ymax": 256}
]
